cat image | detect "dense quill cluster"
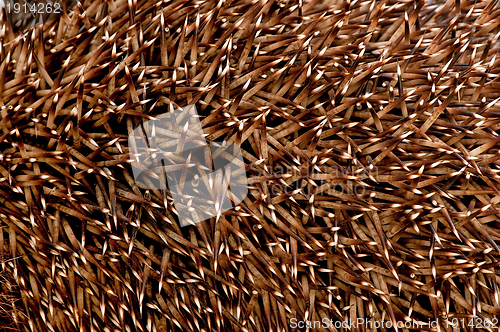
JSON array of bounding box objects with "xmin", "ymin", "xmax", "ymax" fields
[{"xmin": 1, "ymin": 0, "xmax": 500, "ymax": 331}]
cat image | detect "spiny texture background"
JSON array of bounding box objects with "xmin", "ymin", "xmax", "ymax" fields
[{"xmin": 1, "ymin": 0, "xmax": 500, "ymax": 331}]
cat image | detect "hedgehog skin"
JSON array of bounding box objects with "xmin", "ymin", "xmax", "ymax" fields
[{"xmin": 1, "ymin": 0, "xmax": 500, "ymax": 331}]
